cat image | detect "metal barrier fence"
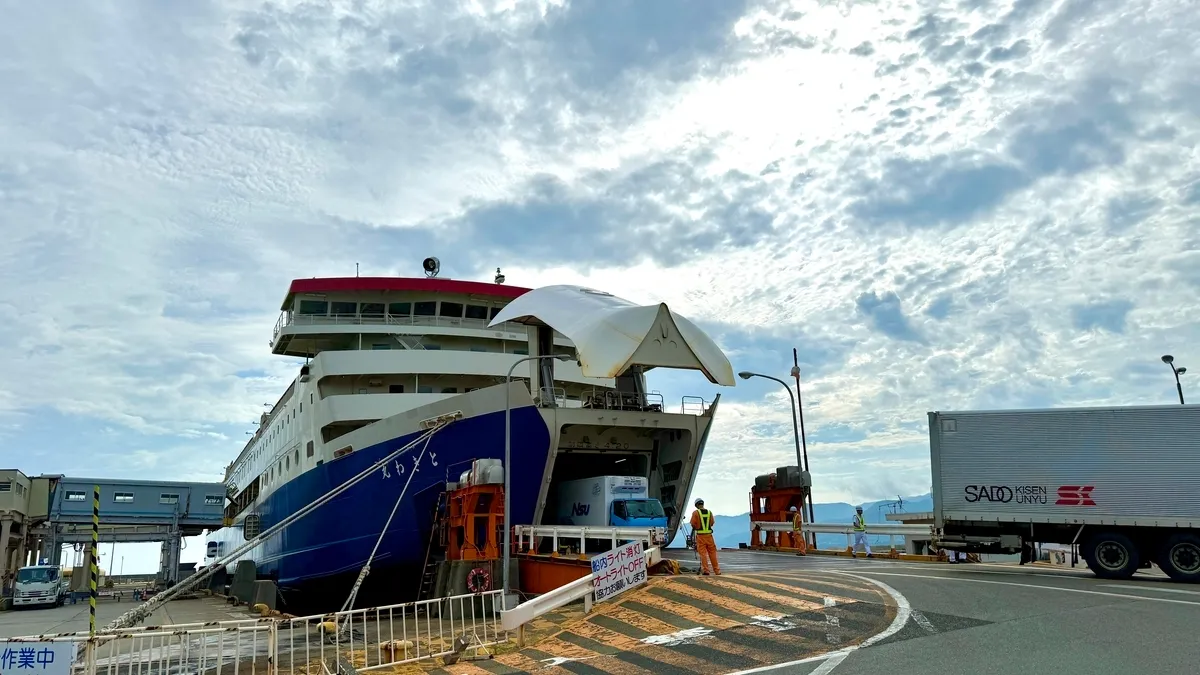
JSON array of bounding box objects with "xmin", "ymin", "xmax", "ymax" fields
[{"xmin": 6, "ymin": 591, "xmax": 508, "ymax": 675}]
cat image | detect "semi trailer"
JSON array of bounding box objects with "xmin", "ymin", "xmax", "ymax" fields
[{"xmin": 928, "ymin": 404, "xmax": 1200, "ymax": 582}]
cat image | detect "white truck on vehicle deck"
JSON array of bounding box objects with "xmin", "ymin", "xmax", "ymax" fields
[
  {"xmin": 929, "ymin": 404, "xmax": 1200, "ymax": 583},
  {"xmin": 12, "ymin": 564, "xmax": 69, "ymax": 608},
  {"xmin": 554, "ymin": 475, "xmax": 668, "ymax": 544}
]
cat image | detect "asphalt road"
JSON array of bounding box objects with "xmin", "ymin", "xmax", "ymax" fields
[{"xmin": 706, "ymin": 555, "xmax": 1200, "ymax": 675}]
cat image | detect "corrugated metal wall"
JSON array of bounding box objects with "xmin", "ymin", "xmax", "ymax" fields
[{"xmin": 934, "ymin": 406, "xmax": 1200, "ymax": 525}]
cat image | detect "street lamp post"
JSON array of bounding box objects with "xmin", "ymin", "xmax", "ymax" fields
[
  {"xmin": 503, "ymin": 353, "xmax": 572, "ymax": 607},
  {"xmin": 738, "ymin": 371, "xmax": 814, "ymax": 544},
  {"xmin": 1161, "ymin": 355, "xmax": 1187, "ymax": 405}
]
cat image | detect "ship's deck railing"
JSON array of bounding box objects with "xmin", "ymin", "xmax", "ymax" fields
[
  {"xmin": 273, "ymin": 311, "xmax": 548, "ymax": 343},
  {"xmin": 580, "ymin": 389, "xmax": 709, "ymax": 415},
  {"xmin": 5, "ymin": 591, "xmax": 507, "ymax": 675}
]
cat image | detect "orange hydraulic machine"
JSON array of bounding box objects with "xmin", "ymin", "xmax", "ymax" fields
[
  {"xmin": 748, "ymin": 465, "xmax": 812, "ymax": 553},
  {"xmin": 417, "ymin": 461, "xmax": 508, "ymax": 600}
]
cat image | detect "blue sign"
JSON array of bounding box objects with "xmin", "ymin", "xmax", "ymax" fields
[{"xmin": 0, "ymin": 643, "xmax": 73, "ymax": 675}]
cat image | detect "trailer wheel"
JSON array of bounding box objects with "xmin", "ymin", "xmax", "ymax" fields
[
  {"xmin": 1160, "ymin": 533, "xmax": 1200, "ymax": 583},
  {"xmin": 1082, "ymin": 532, "xmax": 1140, "ymax": 580}
]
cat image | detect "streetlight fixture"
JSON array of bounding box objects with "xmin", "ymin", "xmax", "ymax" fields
[
  {"xmin": 503, "ymin": 352, "xmax": 573, "ymax": 607},
  {"xmin": 738, "ymin": 370, "xmax": 815, "ymax": 544},
  {"xmin": 1161, "ymin": 355, "xmax": 1187, "ymax": 405}
]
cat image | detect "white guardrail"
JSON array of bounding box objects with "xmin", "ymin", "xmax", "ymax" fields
[
  {"xmin": 512, "ymin": 525, "xmax": 667, "ymax": 554},
  {"xmin": 500, "ymin": 547, "xmax": 662, "ymax": 635},
  {"xmin": 752, "ymin": 521, "xmax": 934, "ymax": 550}
]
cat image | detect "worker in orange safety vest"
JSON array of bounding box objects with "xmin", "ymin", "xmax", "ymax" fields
[
  {"xmin": 689, "ymin": 498, "xmax": 721, "ymax": 575},
  {"xmin": 787, "ymin": 505, "xmax": 807, "ymax": 553}
]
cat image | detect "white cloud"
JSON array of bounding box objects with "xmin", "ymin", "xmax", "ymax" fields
[{"xmin": 2, "ymin": 0, "xmax": 1199, "ymax": 545}]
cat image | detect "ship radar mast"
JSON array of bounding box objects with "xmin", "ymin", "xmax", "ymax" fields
[{"xmin": 495, "ymin": 268, "xmax": 505, "ymax": 284}]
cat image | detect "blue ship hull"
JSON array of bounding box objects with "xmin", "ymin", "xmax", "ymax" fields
[{"xmin": 247, "ymin": 403, "xmax": 551, "ymax": 610}]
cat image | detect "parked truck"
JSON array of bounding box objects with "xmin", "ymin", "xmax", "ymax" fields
[
  {"xmin": 12, "ymin": 564, "xmax": 69, "ymax": 608},
  {"xmin": 928, "ymin": 404, "xmax": 1200, "ymax": 582},
  {"xmin": 554, "ymin": 475, "xmax": 668, "ymax": 544}
]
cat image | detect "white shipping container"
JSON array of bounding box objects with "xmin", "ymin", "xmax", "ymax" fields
[{"xmin": 930, "ymin": 404, "xmax": 1200, "ymax": 529}]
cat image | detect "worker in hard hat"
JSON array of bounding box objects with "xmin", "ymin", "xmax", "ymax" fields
[
  {"xmin": 851, "ymin": 505, "xmax": 872, "ymax": 558},
  {"xmin": 689, "ymin": 498, "xmax": 720, "ymax": 575},
  {"xmin": 787, "ymin": 506, "xmax": 807, "ymax": 553}
]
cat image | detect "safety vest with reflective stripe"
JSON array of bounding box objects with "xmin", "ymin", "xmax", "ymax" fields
[
  {"xmin": 696, "ymin": 509, "xmax": 713, "ymax": 534},
  {"xmin": 853, "ymin": 514, "xmax": 866, "ymax": 532},
  {"xmin": 792, "ymin": 513, "xmax": 803, "ymax": 531}
]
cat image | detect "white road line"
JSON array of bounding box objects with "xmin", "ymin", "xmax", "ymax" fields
[
  {"xmin": 724, "ymin": 572, "xmax": 912, "ymax": 675},
  {"xmin": 810, "ymin": 651, "xmax": 850, "ymax": 675},
  {"xmin": 846, "ymin": 570, "xmax": 1200, "ymax": 607},
  {"xmin": 1103, "ymin": 584, "xmax": 1200, "ymax": 596},
  {"xmin": 910, "ymin": 610, "xmax": 938, "ymax": 634}
]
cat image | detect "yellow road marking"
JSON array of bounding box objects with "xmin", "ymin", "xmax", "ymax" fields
[
  {"xmin": 660, "ymin": 580, "xmax": 782, "ymax": 618},
  {"xmin": 616, "ymin": 593, "xmax": 742, "ymax": 630}
]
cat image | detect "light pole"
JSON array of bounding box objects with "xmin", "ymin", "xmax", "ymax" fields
[
  {"xmin": 739, "ymin": 370, "xmax": 815, "ymax": 545},
  {"xmin": 1161, "ymin": 355, "xmax": 1187, "ymax": 405},
  {"xmin": 503, "ymin": 352, "xmax": 572, "ymax": 607}
]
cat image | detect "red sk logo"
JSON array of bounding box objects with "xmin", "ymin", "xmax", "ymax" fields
[{"xmin": 1055, "ymin": 485, "xmax": 1096, "ymax": 506}]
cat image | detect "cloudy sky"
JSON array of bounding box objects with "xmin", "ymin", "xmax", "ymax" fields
[{"xmin": 2, "ymin": 0, "xmax": 1197, "ymax": 572}]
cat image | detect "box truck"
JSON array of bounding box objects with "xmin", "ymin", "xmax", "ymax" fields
[
  {"xmin": 928, "ymin": 404, "xmax": 1200, "ymax": 582},
  {"xmin": 554, "ymin": 475, "xmax": 668, "ymax": 543}
]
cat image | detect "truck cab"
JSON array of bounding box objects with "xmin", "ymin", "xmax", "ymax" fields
[
  {"xmin": 12, "ymin": 565, "xmax": 68, "ymax": 609},
  {"xmin": 611, "ymin": 497, "xmax": 667, "ymax": 529}
]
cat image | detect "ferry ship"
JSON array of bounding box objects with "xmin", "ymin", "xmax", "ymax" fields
[{"xmin": 202, "ymin": 260, "xmax": 734, "ymax": 610}]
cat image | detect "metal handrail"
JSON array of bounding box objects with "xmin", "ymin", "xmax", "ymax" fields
[
  {"xmin": 513, "ymin": 525, "xmax": 667, "ymax": 552},
  {"xmin": 500, "ymin": 546, "xmax": 661, "ymax": 632}
]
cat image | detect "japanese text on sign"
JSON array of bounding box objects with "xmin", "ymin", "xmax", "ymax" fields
[
  {"xmin": 590, "ymin": 542, "xmax": 647, "ymax": 602},
  {"xmin": 0, "ymin": 643, "xmax": 73, "ymax": 675}
]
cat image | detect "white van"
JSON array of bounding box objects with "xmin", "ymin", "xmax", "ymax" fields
[{"xmin": 12, "ymin": 564, "xmax": 68, "ymax": 608}]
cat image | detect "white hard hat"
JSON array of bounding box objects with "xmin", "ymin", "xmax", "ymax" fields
[{"xmin": 789, "ymin": 506, "xmax": 798, "ymax": 511}]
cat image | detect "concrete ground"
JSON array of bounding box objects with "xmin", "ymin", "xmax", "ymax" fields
[
  {"xmin": 661, "ymin": 549, "xmax": 1200, "ymax": 675},
  {"xmin": 9, "ymin": 550, "xmax": 1199, "ymax": 675},
  {"xmin": 0, "ymin": 596, "xmax": 251, "ymax": 638}
]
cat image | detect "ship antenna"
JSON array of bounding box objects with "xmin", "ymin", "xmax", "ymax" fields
[{"xmin": 356, "ymin": 262, "xmax": 360, "ymax": 277}]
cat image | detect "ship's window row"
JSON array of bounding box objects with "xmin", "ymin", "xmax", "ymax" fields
[
  {"xmin": 114, "ymin": 492, "xmax": 134, "ymax": 503},
  {"xmin": 295, "ymin": 298, "xmax": 504, "ymax": 321}
]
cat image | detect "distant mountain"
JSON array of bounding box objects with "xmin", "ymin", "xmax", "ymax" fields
[{"xmin": 669, "ymin": 493, "xmax": 934, "ymax": 550}]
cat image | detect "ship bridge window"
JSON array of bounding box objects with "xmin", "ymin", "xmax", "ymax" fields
[
  {"xmin": 489, "ymin": 306, "xmax": 503, "ymax": 319},
  {"xmin": 388, "ymin": 302, "xmax": 411, "ymax": 318},
  {"xmin": 360, "ymin": 303, "xmax": 384, "ymax": 318},
  {"xmin": 414, "ymin": 301, "xmax": 437, "ymax": 316},
  {"xmin": 298, "ymin": 300, "xmax": 327, "ymax": 315},
  {"xmin": 0, "ymin": 482, "xmax": 9, "ymax": 492},
  {"xmin": 331, "ymin": 301, "xmax": 357, "ymax": 317},
  {"xmin": 439, "ymin": 302, "xmax": 463, "ymax": 318},
  {"xmin": 465, "ymin": 304, "xmax": 488, "ymax": 320}
]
